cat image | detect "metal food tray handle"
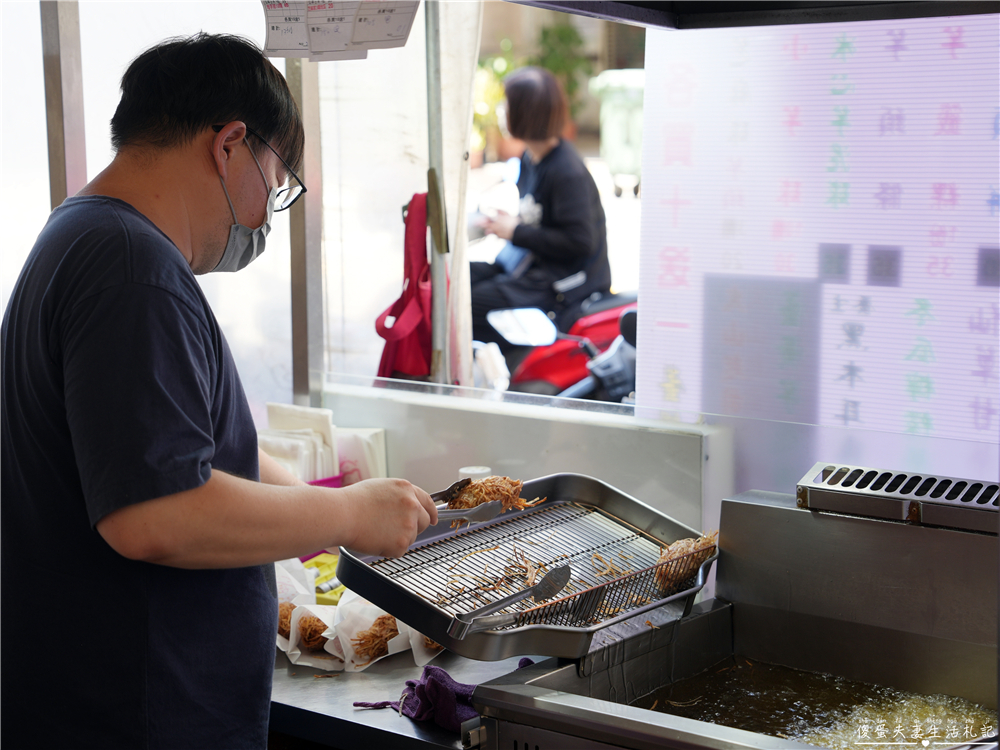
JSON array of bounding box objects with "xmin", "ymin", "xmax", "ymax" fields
[
  {"xmin": 478, "ymin": 548, "xmax": 717, "ymax": 632},
  {"xmin": 445, "ymin": 584, "xmax": 605, "ymax": 640},
  {"xmin": 447, "ymin": 564, "xmax": 573, "ymax": 639}
]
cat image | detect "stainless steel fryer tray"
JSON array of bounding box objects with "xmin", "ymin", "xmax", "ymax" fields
[{"xmin": 336, "ymin": 473, "xmax": 718, "ymax": 661}]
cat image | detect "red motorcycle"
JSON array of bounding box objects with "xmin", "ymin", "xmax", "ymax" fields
[{"xmin": 503, "ymin": 291, "xmax": 637, "ymax": 401}]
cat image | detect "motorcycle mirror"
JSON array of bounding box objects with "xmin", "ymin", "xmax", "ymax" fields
[
  {"xmin": 620, "ymin": 309, "xmax": 637, "ymax": 348},
  {"xmin": 486, "ymin": 307, "xmax": 558, "ymax": 347}
]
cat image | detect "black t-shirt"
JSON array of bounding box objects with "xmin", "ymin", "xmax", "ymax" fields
[
  {"xmin": 511, "ymin": 139, "xmax": 611, "ymax": 292},
  {"xmin": 1, "ymin": 196, "xmax": 276, "ymax": 749}
]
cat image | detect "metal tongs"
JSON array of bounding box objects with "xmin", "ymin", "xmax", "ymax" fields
[
  {"xmin": 435, "ymin": 502, "xmax": 504, "ymax": 525},
  {"xmin": 431, "ymin": 477, "xmax": 504, "ymax": 526},
  {"xmin": 447, "ymin": 564, "xmax": 572, "ymax": 639},
  {"xmin": 431, "ymin": 477, "xmax": 472, "ymax": 504}
]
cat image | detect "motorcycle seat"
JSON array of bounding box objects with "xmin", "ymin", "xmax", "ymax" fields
[{"xmin": 557, "ymin": 290, "xmax": 637, "ymax": 333}]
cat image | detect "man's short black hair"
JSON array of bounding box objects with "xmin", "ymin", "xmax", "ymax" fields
[
  {"xmin": 504, "ymin": 66, "xmax": 568, "ymax": 142},
  {"xmin": 111, "ymin": 33, "xmax": 304, "ymax": 173}
]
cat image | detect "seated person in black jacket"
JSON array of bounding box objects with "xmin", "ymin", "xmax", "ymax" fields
[{"xmin": 473, "ymin": 66, "xmax": 612, "ymax": 350}]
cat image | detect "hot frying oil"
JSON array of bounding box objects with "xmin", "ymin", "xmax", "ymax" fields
[{"xmin": 631, "ymin": 657, "xmax": 996, "ymax": 749}]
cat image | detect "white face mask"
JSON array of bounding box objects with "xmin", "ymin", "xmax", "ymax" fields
[{"xmin": 212, "ymin": 143, "xmax": 277, "ymax": 273}]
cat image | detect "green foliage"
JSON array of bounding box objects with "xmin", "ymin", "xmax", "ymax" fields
[
  {"xmin": 473, "ymin": 62, "xmax": 507, "ymax": 133},
  {"xmin": 530, "ymin": 22, "xmax": 593, "ymax": 119},
  {"xmin": 472, "ymin": 58, "xmax": 514, "ymax": 155}
]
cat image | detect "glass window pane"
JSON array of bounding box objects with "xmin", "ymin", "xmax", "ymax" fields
[
  {"xmin": 2, "ymin": 3, "xmax": 50, "ymax": 314},
  {"xmin": 318, "ymin": 21, "xmax": 429, "ymax": 375},
  {"xmin": 75, "ymin": 2, "xmax": 292, "ymax": 425}
]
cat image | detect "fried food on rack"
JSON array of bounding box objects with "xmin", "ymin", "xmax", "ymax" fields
[
  {"xmin": 591, "ymin": 552, "xmax": 632, "ymax": 578},
  {"xmin": 278, "ymin": 602, "xmax": 295, "ymax": 639},
  {"xmin": 299, "ymin": 614, "xmax": 329, "ymax": 650},
  {"xmin": 447, "ymin": 476, "xmax": 545, "ymax": 513},
  {"xmin": 351, "ymin": 614, "xmax": 399, "ymax": 666},
  {"xmin": 509, "ymin": 545, "xmax": 543, "ymax": 586},
  {"xmin": 653, "ymin": 531, "xmax": 718, "ymax": 592}
]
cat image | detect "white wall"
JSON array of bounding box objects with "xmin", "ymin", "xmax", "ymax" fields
[
  {"xmin": 321, "ymin": 376, "xmax": 733, "ymax": 532},
  {"xmin": 1, "ymin": 2, "xmax": 295, "ymax": 427}
]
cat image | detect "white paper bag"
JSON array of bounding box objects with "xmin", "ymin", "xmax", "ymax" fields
[
  {"xmin": 275, "ymin": 558, "xmax": 316, "ymax": 605},
  {"xmin": 336, "ymin": 428, "xmax": 387, "ymax": 484},
  {"xmin": 333, "ymin": 588, "xmax": 411, "ymax": 672},
  {"xmin": 275, "ymin": 559, "xmax": 317, "ymax": 653},
  {"xmin": 407, "ymin": 624, "xmax": 446, "ymax": 667},
  {"xmin": 267, "ymin": 403, "xmax": 338, "ymax": 478},
  {"xmin": 257, "ymin": 430, "xmax": 316, "ymax": 481},
  {"xmin": 287, "ymin": 604, "xmax": 345, "ymax": 671}
]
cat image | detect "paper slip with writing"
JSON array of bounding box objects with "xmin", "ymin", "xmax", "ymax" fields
[
  {"xmin": 263, "ymin": 1, "xmax": 310, "ymax": 57},
  {"xmin": 263, "ymin": 1, "xmax": 366, "ymax": 60},
  {"xmin": 348, "ymin": 0, "xmax": 419, "ymax": 50},
  {"xmin": 306, "ymin": 1, "xmax": 358, "ymax": 53},
  {"xmin": 262, "ymin": 0, "xmax": 418, "ymax": 60}
]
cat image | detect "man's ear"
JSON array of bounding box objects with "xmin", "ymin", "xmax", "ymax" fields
[{"xmin": 211, "ymin": 121, "xmax": 247, "ymax": 180}]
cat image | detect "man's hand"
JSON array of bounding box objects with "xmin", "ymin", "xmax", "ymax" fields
[
  {"xmin": 339, "ymin": 478, "xmax": 438, "ymax": 558},
  {"xmin": 480, "ymin": 211, "xmax": 519, "ymax": 241}
]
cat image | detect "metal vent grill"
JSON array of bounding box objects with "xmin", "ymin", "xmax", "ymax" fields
[{"xmin": 796, "ymin": 462, "xmax": 998, "ymax": 534}]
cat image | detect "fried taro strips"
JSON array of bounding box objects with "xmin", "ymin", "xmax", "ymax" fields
[
  {"xmin": 299, "ymin": 614, "xmax": 329, "ymax": 650},
  {"xmin": 422, "ymin": 636, "xmax": 444, "ymax": 653},
  {"xmin": 653, "ymin": 531, "xmax": 718, "ymax": 593},
  {"xmin": 447, "ymin": 476, "xmax": 545, "ymax": 515},
  {"xmin": 278, "ymin": 601, "xmax": 295, "ymax": 639},
  {"xmin": 351, "ymin": 614, "xmax": 399, "ymax": 666}
]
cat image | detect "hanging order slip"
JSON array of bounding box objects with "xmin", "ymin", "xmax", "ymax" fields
[{"xmin": 262, "ymin": 1, "xmax": 419, "ymax": 61}]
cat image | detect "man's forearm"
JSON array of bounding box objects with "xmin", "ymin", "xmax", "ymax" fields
[{"xmin": 95, "ymin": 472, "xmax": 435, "ymax": 568}]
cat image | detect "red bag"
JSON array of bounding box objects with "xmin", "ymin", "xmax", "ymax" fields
[{"xmin": 375, "ymin": 193, "xmax": 433, "ymax": 379}]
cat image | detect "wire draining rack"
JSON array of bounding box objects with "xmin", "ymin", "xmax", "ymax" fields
[{"xmin": 336, "ymin": 473, "xmax": 718, "ymax": 661}]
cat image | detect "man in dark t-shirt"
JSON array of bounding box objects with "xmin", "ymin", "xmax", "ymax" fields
[
  {"xmin": 1, "ymin": 34, "xmax": 437, "ymax": 750},
  {"xmin": 4, "ymin": 194, "xmax": 276, "ymax": 747}
]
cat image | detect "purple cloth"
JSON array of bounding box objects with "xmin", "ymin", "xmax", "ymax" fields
[
  {"xmin": 354, "ymin": 665, "xmax": 476, "ymax": 733},
  {"xmin": 352, "ymin": 660, "xmax": 535, "ymax": 734}
]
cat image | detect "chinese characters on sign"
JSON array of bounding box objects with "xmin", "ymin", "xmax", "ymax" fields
[
  {"xmin": 637, "ymin": 16, "xmax": 999, "ymax": 462},
  {"xmin": 968, "ymin": 303, "xmax": 999, "ymax": 432}
]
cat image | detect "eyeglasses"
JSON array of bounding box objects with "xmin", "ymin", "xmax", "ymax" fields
[
  {"xmin": 213, "ymin": 124, "xmax": 307, "ymax": 211},
  {"xmin": 244, "ymin": 126, "xmax": 306, "ymax": 211}
]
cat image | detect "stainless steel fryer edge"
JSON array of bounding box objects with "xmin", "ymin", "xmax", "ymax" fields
[
  {"xmin": 472, "ymin": 646, "xmax": 998, "ymax": 750},
  {"xmin": 336, "ymin": 472, "xmax": 710, "ymax": 661},
  {"xmin": 473, "ymin": 679, "xmax": 820, "ymax": 750}
]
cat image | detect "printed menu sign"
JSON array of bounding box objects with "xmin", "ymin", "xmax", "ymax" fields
[{"xmin": 636, "ymin": 14, "xmax": 999, "ymax": 447}]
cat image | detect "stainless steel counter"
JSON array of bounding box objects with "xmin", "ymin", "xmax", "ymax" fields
[{"xmin": 269, "ymin": 649, "xmax": 542, "ymax": 749}]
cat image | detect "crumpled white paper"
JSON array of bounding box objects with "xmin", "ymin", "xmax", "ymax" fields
[
  {"xmin": 276, "ymin": 558, "xmax": 316, "ymax": 605},
  {"xmin": 406, "ymin": 622, "xmax": 446, "ymax": 667},
  {"xmin": 287, "ymin": 603, "xmax": 345, "ymax": 671},
  {"xmin": 275, "ymin": 559, "xmax": 316, "ymax": 653},
  {"xmin": 334, "ymin": 588, "xmax": 412, "ymax": 672}
]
